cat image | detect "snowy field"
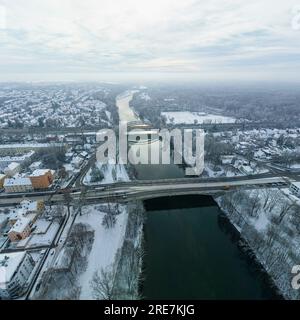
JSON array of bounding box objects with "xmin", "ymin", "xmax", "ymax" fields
[
  {"xmin": 162, "ymin": 111, "xmax": 236, "ymax": 124},
  {"xmin": 76, "ymin": 204, "xmax": 128, "ymax": 299}
]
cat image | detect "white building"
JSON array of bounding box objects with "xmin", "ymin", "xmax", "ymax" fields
[
  {"xmin": 9, "ymin": 200, "xmax": 43, "ymax": 226},
  {"xmin": 0, "ymin": 252, "xmax": 35, "ymax": 299},
  {"xmin": 0, "ymin": 151, "xmax": 35, "ymax": 171},
  {"xmin": 290, "ymin": 182, "xmax": 300, "ymax": 198},
  {"xmin": 4, "ymin": 177, "xmax": 33, "ymax": 193},
  {"xmin": 4, "ymin": 162, "xmax": 21, "ymax": 177},
  {"xmin": 29, "ymin": 161, "xmax": 42, "ymax": 171},
  {"xmin": 221, "ymin": 156, "xmax": 234, "ymax": 165},
  {"xmin": 239, "ymin": 165, "xmax": 254, "ymax": 175}
]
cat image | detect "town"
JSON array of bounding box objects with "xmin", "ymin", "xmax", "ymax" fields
[{"xmin": 0, "ymin": 82, "xmax": 299, "ymax": 300}]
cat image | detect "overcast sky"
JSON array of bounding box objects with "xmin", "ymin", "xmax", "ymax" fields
[{"xmin": 0, "ymin": 0, "xmax": 300, "ymax": 82}]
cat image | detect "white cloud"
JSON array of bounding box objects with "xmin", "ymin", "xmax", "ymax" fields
[{"xmin": 0, "ymin": 0, "xmax": 299, "ymax": 81}]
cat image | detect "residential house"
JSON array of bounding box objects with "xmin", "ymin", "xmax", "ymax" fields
[
  {"xmin": 0, "ymin": 252, "xmax": 35, "ymax": 299},
  {"xmin": 8, "ymin": 217, "xmax": 32, "ymax": 242},
  {"xmin": 4, "ymin": 162, "xmax": 21, "ymax": 177}
]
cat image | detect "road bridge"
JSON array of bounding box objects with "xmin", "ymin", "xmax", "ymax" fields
[{"xmin": 0, "ymin": 174, "xmax": 292, "ymax": 205}]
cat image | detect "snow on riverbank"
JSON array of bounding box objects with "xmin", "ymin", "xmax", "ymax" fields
[
  {"xmin": 216, "ymin": 188, "xmax": 300, "ymax": 299},
  {"xmin": 162, "ymin": 111, "xmax": 236, "ymax": 125},
  {"xmin": 77, "ymin": 204, "xmax": 128, "ymax": 299}
]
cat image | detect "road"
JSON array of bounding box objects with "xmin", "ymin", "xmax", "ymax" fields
[
  {"xmin": 24, "ymin": 207, "xmax": 73, "ymax": 300},
  {"xmin": 0, "ymin": 173, "xmax": 294, "ymax": 205}
]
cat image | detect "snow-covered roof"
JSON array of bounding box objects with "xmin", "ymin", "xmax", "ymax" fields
[
  {"xmin": 9, "ymin": 208, "xmax": 26, "ymax": 221},
  {"xmin": 29, "ymin": 161, "xmax": 42, "ymax": 169},
  {"xmin": 80, "ymin": 151, "xmax": 88, "ymax": 157},
  {"xmin": 4, "ymin": 177, "xmax": 32, "ymax": 187},
  {"xmin": 63, "ymin": 164, "xmax": 74, "ymax": 171},
  {"xmin": 0, "ymin": 143, "xmax": 63, "ymax": 149},
  {"xmin": 0, "ymin": 252, "xmax": 26, "ymax": 288},
  {"xmin": 20, "ymin": 200, "xmax": 39, "ymax": 212},
  {"xmin": 10, "ymin": 216, "xmax": 31, "ymax": 234},
  {"xmin": 0, "ymin": 151, "xmax": 35, "ymax": 163},
  {"xmin": 241, "ymin": 165, "xmax": 253, "ymax": 174},
  {"xmin": 30, "ymin": 169, "xmax": 51, "ymax": 177},
  {"xmin": 72, "ymin": 156, "xmax": 83, "ymax": 164},
  {"xmin": 6, "ymin": 162, "xmax": 20, "ymax": 171}
]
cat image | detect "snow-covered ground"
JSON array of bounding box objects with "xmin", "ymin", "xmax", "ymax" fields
[
  {"xmin": 76, "ymin": 204, "xmax": 128, "ymax": 299},
  {"xmin": 162, "ymin": 111, "xmax": 236, "ymax": 125},
  {"xmin": 216, "ymin": 188, "xmax": 300, "ymax": 299},
  {"xmin": 291, "ymin": 164, "xmax": 300, "ymax": 169},
  {"xmin": 83, "ymin": 162, "xmax": 129, "ymax": 185}
]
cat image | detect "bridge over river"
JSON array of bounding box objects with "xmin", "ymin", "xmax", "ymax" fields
[{"xmin": 0, "ymin": 173, "xmax": 293, "ymax": 206}]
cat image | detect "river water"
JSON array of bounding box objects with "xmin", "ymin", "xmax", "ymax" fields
[
  {"xmin": 116, "ymin": 92, "xmax": 280, "ymax": 300},
  {"xmin": 143, "ymin": 195, "xmax": 279, "ymax": 299}
]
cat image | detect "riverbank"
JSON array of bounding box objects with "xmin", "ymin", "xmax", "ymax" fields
[{"xmin": 215, "ymin": 188, "xmax": 300, "ymax": 300}]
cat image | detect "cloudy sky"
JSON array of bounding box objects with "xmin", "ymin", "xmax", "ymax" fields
[{"xmin": 0, "ymin": 0, "xmax": 300, "ymax": 82}]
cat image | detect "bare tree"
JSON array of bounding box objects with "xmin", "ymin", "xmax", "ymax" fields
[
  {"xmin": 101, "ymin": 193, "xmax": 120, "ymax": 228},
  {"xmin": 102, "ymin": 213, "xmax": 116, "ymax": 229},
  {"xmin": 290, "ymin": 208, "xmax": 300, "ymax": 232},
  {"xmin": 246, "ymin": 190, "xmax": 261, "ymax": 218},
  {"xmin": 123, "ymin": 241, "xmax": 145, "ymax": 299},
  {"xmin": 52, "ymin": 204, "xmax": 65, "ymax": 219},
  {"xmin": 278, "ymin": 200, "xmax": 298, "ymax": 224},
  {"xmin": 78, "ymin": 186, "xmax": 87, "ymax": 216},
  {"xmin": 90, "ymin": 268, "xmax": 115, "ymax": 300},
  {"xmin": 266, "ymin": 190, "xmax": 281, "ymax": 211},
  {"xmin": 261, "ymin": 189, "xmax": 273, "ymax": 209}
]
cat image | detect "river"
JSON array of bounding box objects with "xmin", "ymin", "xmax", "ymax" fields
[
  {"xmin": 116, "ymin": 91, "xmax": 186, "ymax": 179},
  {"xmin": 116, "ymin": 91, "xmax": 280, "ymax": 300},
  {"xmin": 143, "ymin": 195, "xmax": 279, "ymax": 299}
]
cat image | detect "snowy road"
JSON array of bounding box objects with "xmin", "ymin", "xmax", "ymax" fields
[{"xmin": 0, "ymin": 174, "xmax": 293, "ymax": 205}]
